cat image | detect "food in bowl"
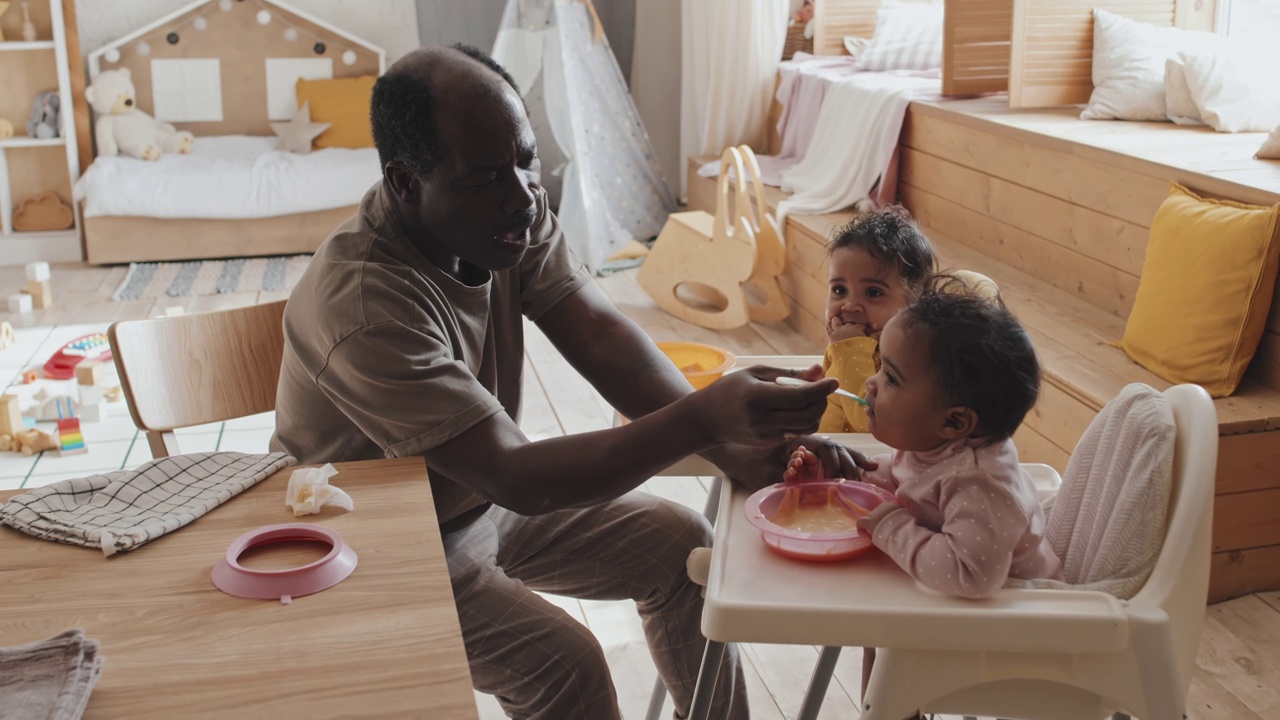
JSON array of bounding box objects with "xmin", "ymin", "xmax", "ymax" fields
[{"xmin": 744, "ymin": 480, "xmax": 896, "ymax": 562}]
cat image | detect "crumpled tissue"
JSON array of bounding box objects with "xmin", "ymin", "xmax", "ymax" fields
[{"xmin": 285, "ymin": 463, "xmax": 354, "ymax": 516}]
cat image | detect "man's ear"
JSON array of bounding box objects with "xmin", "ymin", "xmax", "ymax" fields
[
  {"xmin": 384, "ymin": 163, "xmax": 421, "ymax": 204},
  {"xmin": 939, "ymin": 406, "xmax": 978, "ymax": 440}
]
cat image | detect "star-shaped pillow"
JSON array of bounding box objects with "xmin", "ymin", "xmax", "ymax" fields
[{"xmin": 271, "ymin": 102, "xmax": 330, "ymax": 154}]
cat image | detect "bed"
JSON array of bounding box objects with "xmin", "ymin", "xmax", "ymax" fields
[
  {"xmin": 75, "ymin": 136, "xmax": 380, "ymax": 263},
  {"xmin": 78, "ymin": 0, "xmax": 386, "ymax": 264}
]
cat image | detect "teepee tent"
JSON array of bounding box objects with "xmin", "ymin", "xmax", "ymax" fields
[{"xmin": 493, "ymin": 0, "xmax": 676, "ymax": 274}]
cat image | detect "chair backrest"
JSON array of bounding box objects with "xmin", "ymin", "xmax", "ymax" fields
[
  {"xmin": 109, "ymin": 300, "xmax": 287, "ymax": 458},
  {"xmin": 1132, "ymin": 383, "xmax": 1217, "ymax": 695},
  {"xmin": 1045, "ymin": 383, "xmax": 1177, "ymax": 598}
]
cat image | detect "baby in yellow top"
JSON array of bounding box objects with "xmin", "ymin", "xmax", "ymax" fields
[{"xmin": 819, "ymin": 206, "xmax": 937, "ymax": 433}]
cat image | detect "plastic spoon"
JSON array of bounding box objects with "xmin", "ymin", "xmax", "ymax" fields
[{"xmin": 775, "ymin": 375, "xmax": 870, "ymax": 407}]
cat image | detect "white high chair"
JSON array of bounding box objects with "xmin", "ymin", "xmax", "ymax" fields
[{"xmin": 684, "ymin": 383, "xmax": 1216, "ymax": 720}]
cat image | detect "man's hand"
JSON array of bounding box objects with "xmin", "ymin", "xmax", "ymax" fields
[
  {"xmin": 706, "ymin": 434, "xmax": 879, "ymax": 493},
  {"xmin": 692, "ymin": 364, "xmax": 836, "ymax": 446},
  {"xmin": 787, "ymin": 435, "xmax": 877, "ymax": 480}
]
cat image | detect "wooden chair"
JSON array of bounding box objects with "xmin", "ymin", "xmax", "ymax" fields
[
  {"xmin": 737, "ymin": 145, "xmax": 791, "ymax": 324},
  {"xmin": 108, "ymin": 301, "xmax": 287, "ymax": 459},
  {"xmin": 638, "ymin": 146, "xmax": 758, "ymax": 329}
]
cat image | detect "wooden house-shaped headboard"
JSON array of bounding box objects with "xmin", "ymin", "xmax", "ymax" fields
[{"xmin": 87, "ymin": 0, "xmax": 385, "ymax": 137}]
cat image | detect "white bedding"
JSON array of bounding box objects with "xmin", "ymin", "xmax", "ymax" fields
[{"xmin": 74, "ymin": 135, "xmax": 382, "ymax": 220}]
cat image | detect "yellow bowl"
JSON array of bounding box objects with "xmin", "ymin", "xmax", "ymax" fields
[{"xmin": 657, "ymin": 342, "xmax": 736, "ymax": 390}]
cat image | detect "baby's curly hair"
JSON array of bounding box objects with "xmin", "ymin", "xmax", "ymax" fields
[
  {"xmin": 898, "ymin": 275, "xmax": 1041, "ymax": 442},
  {"xmin": 827, "ymin": 205, "xmax": 936, "ymax": 293}
]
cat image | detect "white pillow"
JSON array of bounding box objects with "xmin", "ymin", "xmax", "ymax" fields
[
  {"xmin": 1180, "ymin": 43, "xmax": 1280, "ymax": 133},
  {"xmin": 853, "ymin": 2, "xmax": 944, "ymax": 72},
  {"xmin": 1163, "ymin": 57, "xmax": 1203, "ymax": 126},
  {"xmin": 1259, "ymin": 124, "xmax": 1280, "ymax": 160},
  {"xmin": 842, "ymin": 36, "xmax": 870, "ymax": 59},
  {"xmin": 1081, "ymin": 8, "xmax": 1219, "ymax": 122}
]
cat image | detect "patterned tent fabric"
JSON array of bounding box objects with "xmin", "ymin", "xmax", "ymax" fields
[{"xmin": 1006, "ymin": 384, "xmax": 1176, "ymax": 599}]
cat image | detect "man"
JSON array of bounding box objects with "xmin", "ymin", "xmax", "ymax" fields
[{"xmin": 272, "ymin": 44, "xmax": 864, "ymax": 719}]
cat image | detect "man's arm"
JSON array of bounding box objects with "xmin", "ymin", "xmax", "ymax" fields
[
  {"xmin": 419, "ymin": 364, "xmax": 837, "ymax": 514},
  {"xmin": 536, "ymin": 282, "xmax": 693, "ymax": 421},
  {"xmin": 534, "ymin": 284, "xmax": 872, "ymax": 489}
]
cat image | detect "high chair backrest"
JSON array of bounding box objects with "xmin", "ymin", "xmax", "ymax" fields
[
  {"xmin": 1046, "ymin": 383, "xmax": 1177, "ymax": 598},
  {"xmin": 109, "ymin": 300, "xmax": 288, "ymax": 459}
]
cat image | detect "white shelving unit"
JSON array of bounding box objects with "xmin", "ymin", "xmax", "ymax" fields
[{"xmin": 0, "ymin": 0, "xmax": 82, "ymax": 264}]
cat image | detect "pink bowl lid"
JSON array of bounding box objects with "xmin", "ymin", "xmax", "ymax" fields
[{"xmin": 211, "ymin": 523, "xmax": 357, "ymax": 604}]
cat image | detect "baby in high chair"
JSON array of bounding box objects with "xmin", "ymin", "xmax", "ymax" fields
[
  {"xmin": 788, "ymin": 275, "xmax": 1062, "ymax": 597},
  {"xmin": 818, "ymin": 206, "xmax": 936, "ymax": 434}
]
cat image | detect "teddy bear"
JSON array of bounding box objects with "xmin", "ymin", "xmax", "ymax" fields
[
  {"xmin": 27, "ymin": 90, "xmax": 60, "ymax": 139},
  {"xmin": 0, "ymin": 428, "xmax": 57, "ymax": 455},
  {"xmin": 85, "ymin": 68, "xmax": 194, "ymax": 161}
]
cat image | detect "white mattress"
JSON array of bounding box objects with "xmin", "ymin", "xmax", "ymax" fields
[{"xmin": 74, "ymin": 135, "xmax": 382, "ymax": 220}]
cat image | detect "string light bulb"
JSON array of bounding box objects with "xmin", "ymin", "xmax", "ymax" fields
[
  {"xmin": 193, "ymin": 16, "xmax": 208, "ymax": 31},
  {"xmin": 219, "ymin": 0, "xmax": 232, "ymax": 11},
  {"xmin": 104, "ymin": 48, "xmax": 120, "ymax": 63},
  {"xmin": 284, "ymin": 27, "xmax": 298, "ymax": 41},
  {"xmin": 136, "ymin": 41, "xmax": 151, "ymax": 56},
  {"xmin": 342, "ymin": 50, "xmax": 356, "ymax": 66},
  {"xmin": 257, "ymin": 9, "xmax": 271, "ymax": 25}
]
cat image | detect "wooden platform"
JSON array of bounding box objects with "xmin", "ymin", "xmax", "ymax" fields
[{"xmin": 687, "ymin": 96, "xmax": 1280, "ymax": 603}]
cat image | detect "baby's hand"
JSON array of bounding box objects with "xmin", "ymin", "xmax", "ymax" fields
[
  {"xmin": 856, "ymin": 501, "xmax": 901, "ymax": 534},
  {"xmin": 827, "ymin": 317, "xmax": 869, "ymax": 343},
  {"xmin": 782, "ymin": 446, "xmax": 823, "ymax": 484}
]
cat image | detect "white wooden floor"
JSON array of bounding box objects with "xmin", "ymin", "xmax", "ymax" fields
[{"xmin": 3, "ymin": 263, "xmax": 1278, "ymax": 719}]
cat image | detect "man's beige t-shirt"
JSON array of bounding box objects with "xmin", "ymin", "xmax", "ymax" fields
[{"xmin": 271, "ymin": 183, "xmax": 590, "ymax": 524}]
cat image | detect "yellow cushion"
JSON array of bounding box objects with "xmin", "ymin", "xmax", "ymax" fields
[
  {"xmin": 295, "ymin": 76, "xmax": 377, "ymax": 149},
  {"xmin": 1119, "ymin": 183, "xmax": 1280, "ymax": 397}
]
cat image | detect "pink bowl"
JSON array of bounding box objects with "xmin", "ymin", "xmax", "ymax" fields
[
  {"xmin": 212, "ymin": 523, "xmax": 358, "ymax": 604},
  {"xmin": 744, "ymin": 480, "xmax": 896, "ymax": 562}
]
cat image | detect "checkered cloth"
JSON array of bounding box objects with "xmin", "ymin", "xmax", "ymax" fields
[
  {"xmin": 0, "ymin": 452, "xmax": 295, "ymax": 557},
  {"xmin": 0, "ymin": 629, "xmax": 103, "ymax": 720}
]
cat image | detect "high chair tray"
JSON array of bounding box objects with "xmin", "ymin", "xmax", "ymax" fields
[{"xmin": 700, "ymin": 436, "xmax": 1129, "ymax": 655}]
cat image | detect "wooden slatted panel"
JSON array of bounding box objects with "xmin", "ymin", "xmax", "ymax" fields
[
  {"xmin": 813, "ymin": 0, "xmax": 881, "ymax": 55},
  {"xmin": 812, "ymin": 0, "xmax": 944, "ymax": 56},
  {"xmin": 943, "ymin": 0, "xmax": 1014, "ymax": 95},
  {"xmin": 1008, "ymin": 0, "xmax": 1176, "ymax": 108}
]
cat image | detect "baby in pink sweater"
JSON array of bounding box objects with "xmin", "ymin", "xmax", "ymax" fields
[{"xmin": 786, "ymin": 276, "xmax": 1061, "ymax": 598}]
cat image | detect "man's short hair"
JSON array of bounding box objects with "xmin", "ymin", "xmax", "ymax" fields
[{"xmin": 370, "ymin": 43, "xmax": 521, "ymax": 177}]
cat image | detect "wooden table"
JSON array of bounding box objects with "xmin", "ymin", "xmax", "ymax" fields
[{"xmin": 0, "ymin": 457, "xmax": 478, "ymax": 719}]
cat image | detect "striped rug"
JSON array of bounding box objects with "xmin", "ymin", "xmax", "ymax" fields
[{"xmin": 111, "ymin": 256, "xmax": 312, "ymax": 301}]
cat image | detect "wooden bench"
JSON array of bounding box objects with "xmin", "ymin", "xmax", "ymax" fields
[{"xmin": 685, "ymin": 97, "xmax": 1280, "ymax": 602}]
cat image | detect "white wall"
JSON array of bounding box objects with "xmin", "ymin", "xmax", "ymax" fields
[{"xmin": 76, "ymin": 0, "xmax": 420, "ymax": 65}]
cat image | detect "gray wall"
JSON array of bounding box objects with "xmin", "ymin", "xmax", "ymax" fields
[{"xmin": 415, "ymin": 0, "xmax": 634, "ymax": 83}]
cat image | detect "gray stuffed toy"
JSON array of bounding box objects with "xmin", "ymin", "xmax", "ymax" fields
[{"xmin": 27, "ymin": 90, "xmax": 61, "ymax": 139}]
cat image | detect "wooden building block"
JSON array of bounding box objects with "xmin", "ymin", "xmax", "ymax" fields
[
  {"xmin": 8, "ymin": 293, "xmax": 32, "ymax": 314},
  {"xmin": 75, "ymin": 360, "xmax": 105, "ymax": 386},
  {"xmin": 78, "ymin": 384, "xmax": 105, "ymax": 406},
  {"xmin": 22, "ymin": 370, "xmax": 37, "ymax": 384},
  {"xmin": 79, "ymin": 402, "xmax": 108, "ymax": 423},
  {"xmin": 23, "ymin": 280, "xmax": 51, "ymax": 309},
  {"xmin": 0, "ymin": 394, "xmax": 22, "ymax": 436},
  {"xmin": 24, "ymin": 280, "xmax": 52, "ymax": 309},
  {"xmin": 25, "ymin": 261, "xmax": 50, "ymax": 282}
]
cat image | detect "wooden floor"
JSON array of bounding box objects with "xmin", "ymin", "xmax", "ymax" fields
[{"xmin": 4, "ymin": 262, "xmax": 1279, "ymax": 719}]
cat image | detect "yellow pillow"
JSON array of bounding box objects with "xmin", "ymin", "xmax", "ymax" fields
[
  {"xmin": 1119, "ymin": 183, "xmax": 1280, "ymax": 397},
  {"xmin": 295, "ymin": 76, "xmax": 377, "ymax": 149}
]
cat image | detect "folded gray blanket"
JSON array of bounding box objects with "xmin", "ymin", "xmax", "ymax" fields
[
  {"xmin": 0, "ymin": 452, "xmax": 295, "ymax": 556},
  {"xmin": 0, "ymin": 629, "xmax": 103, "ymax": 720}
]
